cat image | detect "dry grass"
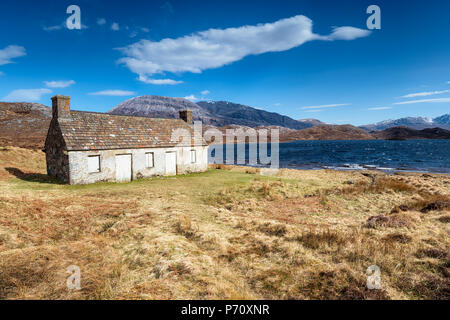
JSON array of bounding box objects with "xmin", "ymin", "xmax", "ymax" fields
[{"xmin": 0, "ymin": 148, "xmax": 449, "ymax": 300}]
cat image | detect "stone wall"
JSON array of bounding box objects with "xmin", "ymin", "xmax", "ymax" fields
[
  {"xmin": 45, "ymin": 119, "xmax": 70, "ymax": 183},
  {"xmin": 68, "ymin": 145, "xmax": 208, "ymax": 185}
]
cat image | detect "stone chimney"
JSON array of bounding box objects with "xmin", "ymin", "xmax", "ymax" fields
[
  {"xmin": 179, "ymin": 110, "xmax": 193, "ymax": 124},
  {"xmin": 51, "ymin": 95, "xmax": 71, "ymax": 119}
]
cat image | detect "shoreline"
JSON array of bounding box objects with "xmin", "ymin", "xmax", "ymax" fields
[{"xmin": 210, "ymin": 163, "xmax": 450, "ymax": 177}]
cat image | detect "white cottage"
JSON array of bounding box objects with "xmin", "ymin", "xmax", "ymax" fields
[{"xmin": 45, "ymin": 95, "xmax": 208, "ymax": 184}]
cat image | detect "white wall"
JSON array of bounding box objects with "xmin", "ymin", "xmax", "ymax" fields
[{"xmin": 68, "ymin": 146, "xmax": 208, "ymax": 185}]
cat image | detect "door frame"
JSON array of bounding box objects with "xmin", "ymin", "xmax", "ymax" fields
[
  {"xmin": 165, "ymin": 151, "xmax": 177, "ymax": 176},
  {"xmin": 115, "ymin": 153, "xmax": 133, "ymax": 182}
]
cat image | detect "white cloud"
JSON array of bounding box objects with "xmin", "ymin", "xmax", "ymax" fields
[
  {"xmin": 201, "ymin": 90, "xmax": 210, "ymax": 96},
  {"xmin": 138, "ymin": 75, "xmax": 183, "ymax": 85},
  {"xmin": 184, "ymin": 95, "xmax": 199, "ymax": 102},
  {"xmin": 368, "ymin": 107, "xmax": 392, "ymax": 111},
  {"xmin": 111, "ymin": 23, "xmax": 120, "ymax": 31},
  {"xmin": 141, "ymin": 27, "xmax": 150, "ymax": 33},
  {"xmin": 400, "ymin": 90, "xmax": 450, "ymax": 98},
  {"xmin": 394, "ymin": 98, "xmax": 450, "ymax": 105},
  {"xmin": 97, "ymin": 18, "xmax": 106, "ymax": 26},
  {"xmin": 89, "ymin": 90, "xmax": 136, "ymax": 96},
  {"xmin": 301, "ymin": 103, "xmax": 350, "ymax": 110},
  {"xmin": 0, "ymin": 45, "xmax": 26, "ymax": 66},
  {"xmin": 274, "ymin": 103, "xmax": 282, "ymax": 107},
  {"xmin": 0, "ymin": 71, "xmax": 4, "ymax": 76},
  {"xmin": 118, "ymin": 15, "xmax": 370, "ymax": 79},
  {"xmin": 44, "ymin": 80, "xmax": 76, "ymax": 88},
  {"xmin": 3, "ymin": 88, "xmax": 52, "ymax": 102}
]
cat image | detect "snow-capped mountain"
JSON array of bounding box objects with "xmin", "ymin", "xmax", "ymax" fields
[{"xmin": 360, "ymin": 114, "xmax": 450, "ymax": 131}]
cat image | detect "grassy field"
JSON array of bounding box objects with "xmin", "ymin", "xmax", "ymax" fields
[{"xmin": 0, "ymin": 147, "xmax": 449, "ymax": 300}]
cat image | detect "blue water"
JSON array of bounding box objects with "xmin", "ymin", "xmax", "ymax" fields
[{"xmin": 210, "ymin": 140, "xmax": 450, "ymax": 174}]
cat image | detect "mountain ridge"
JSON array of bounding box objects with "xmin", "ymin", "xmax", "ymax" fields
[
  {"xmin": 1, "ymin": 98, "xmax": 449, "ymax": 150},
  {"xmin": 197, "ymin": 100, "xmax": 311, "ymax": 130},
  {"xmin": 109, "ymin": 96, "xmax": 312, "ymax": 130}
]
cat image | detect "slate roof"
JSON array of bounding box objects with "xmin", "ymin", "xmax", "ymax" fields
[{"xmin": 58, "ymin": 111, "xmax": 206, "ymax": 151}]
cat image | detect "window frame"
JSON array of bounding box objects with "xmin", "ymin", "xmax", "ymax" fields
[
  {"xmin": 146, "ymin": 152, "xmax": 155, "ymax": 168},
  {"xmin": 190, "ymin": 149, "xmax": 197, "ymax": 164},
  {"xmin": 88, "ymin": 155, "xmax": 101, "ymax": 174}
]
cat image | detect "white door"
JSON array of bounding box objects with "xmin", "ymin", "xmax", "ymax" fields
[
  {"xmin": 165, "ymin": 151, "xmax": 177, "ymax": 176},
  {"xmin": 115, "ymin": 154, "xmax": 132, "ymax": 182}
]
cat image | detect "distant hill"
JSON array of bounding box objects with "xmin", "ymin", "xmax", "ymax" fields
[
  {"xmin": 108, "ymin": 95, "xmax": 214, "ymax": 121},
  {"xmin": 361, "ymin": 114, "xmax": 450, "ymax": 131},
  {"xmin": 0, "ymin": 102, "xmax": 51, "ymax": 149},
  {"xmin": 197, "ymin": 101, "xmax": 311, "ymax": 130},
  {"xmin": 280, "ymin": 124, "xmax": 374, "ymax": 141},
  {"xmin": 372, "ymin": 126, "xmax": 450, "ymax": 140},
  {"xmin": 297, "ymin": 118, "xmax": 326, "ymax": 126}
]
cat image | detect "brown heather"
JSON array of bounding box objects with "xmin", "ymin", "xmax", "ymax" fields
[{"xmin": 0, "ymin": 147, "xmax": 449, "ymax": 300}]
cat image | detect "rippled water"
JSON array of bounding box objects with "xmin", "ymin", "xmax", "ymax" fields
[{"xmin": 211, "ymin": 140, "xmax": 450, "ymax": 174}]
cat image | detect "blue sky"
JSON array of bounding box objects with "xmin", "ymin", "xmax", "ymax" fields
[{"xmin": 0, "ymin": 0, "xmax": 449, "ymax": 125}]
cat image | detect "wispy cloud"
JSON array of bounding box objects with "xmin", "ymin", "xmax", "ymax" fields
[
  {"xmin": 394, "ymin": 98, "xmax": 450, "ymax": 105},
  {"xmin": 0, "ymin": 45, "xmax": 26, "ymax": 66},
  {"xmin": 323, "ymin": 26, "xmax": 371, "ymax": 41},
  {"xmin": 274, "ymin": 103, "xmax": 282, "ymax": 107},
  {"xmin": 44, "ymin": 80, "xmax": 76, "ymax": 88},
  {"xmin": 141, "ymin": 27, "xmax": 150, "ymax": 33},
  {"xmin": 301, "ymin": 103, "xmax": 350, "ymax": 110},
  {"xmin": 89, "ymin": 90, "xmax": 136, "ymax": 96},
  {"xmin": 111, "ymin": 23, "xmax": 120, "ymax": 31},
  {"xmin": 0, "ymin": 71, "xmax": 4, "ymax": 76},
  {"xmin": 138, "ymin": 75, "xmax": 183, "ymax": 85},
  {"xmin": 118, "ymin": 15, "xmax": 370, "ymax": 81},
  {"xmin": 400, "ymin": 90, "xmax": 450, "ymax": 98},
  {"xmin": 3, "ymin": 88, "xmax": 52, "ymax": 102},
  {"xmin": 201, "ymin": 90, "xmax": 210, "ymax": 96},
  {"xmin": 368, "ymin": 106, "xmax": 392, "ymax": 110},
  {"xmin": 184, "ymin": 95, "xmax": 198, "ymax": 102},
  {"xmin": 43, "ymin": 22, "xmax": 88, "ymax": 31},
  {"xmin": 43, "ymin": 25, "xmax": 63, "ymax": 31},
  {"xmin": 97, "ymin": 18, "xmax": 106, "ymax": 26},
  {"xmin": 161, "ymin": 1, "xmax": 175, "ymax": 15}
]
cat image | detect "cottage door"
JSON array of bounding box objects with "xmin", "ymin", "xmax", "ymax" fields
[
  {"xmin": 165, "ymin": 151, "xmax": 177, "ymax": 176},
  {"xmin": 115, "ymin": 154, "xmax": 132, "ymax": 182}
]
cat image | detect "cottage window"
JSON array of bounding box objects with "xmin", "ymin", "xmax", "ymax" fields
[
  {"xmin": 146, "ymin": 152, "xmax": 154, "ymax": 168},
  {"xmin": 88, "ymin": 155, "xmax": 101, "ymax": 173},
  {"xmin": 190, "ymin": 150, "xmax": 197, "ymax": 163}
]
